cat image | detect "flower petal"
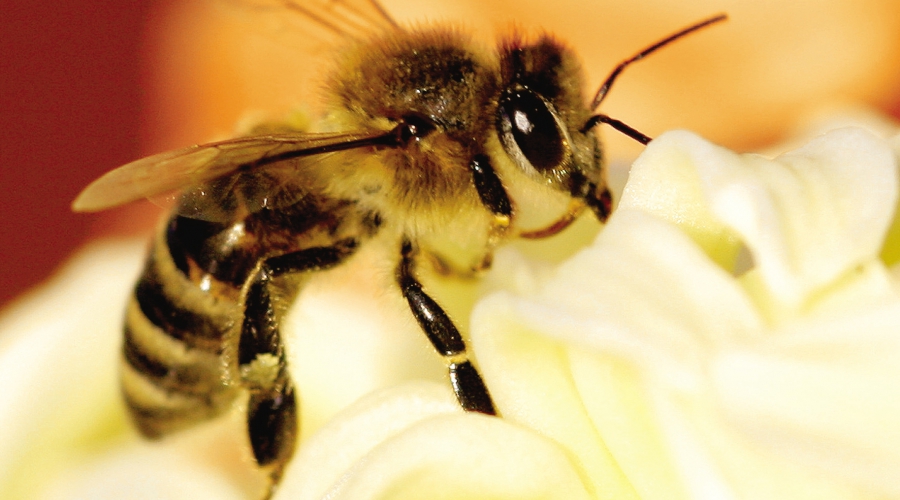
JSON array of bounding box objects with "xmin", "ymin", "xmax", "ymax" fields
[
  {"xmin": 711, "ymin": 300, "xmax": 900, "ymax": 496},
  {"xmin": 626, "ymin": 129, "xmax": 898, "ymax": 315},
  {"xmin": 277, "ymin": 381, "xmax": 592, "ymax": 500},
  {"xmin": 472, "ymin": 210, "xmax": 763, "ymax": 499},
  {"xmin": 499, "ymin": 210, "xmax": 762, "ymax": 367},
  {"xmin": 714, "ymin": 128, "xmax": 897, "ymax": 312},
  {"xmin": 471, "ymin": 306, "xmax": 644, "ymax": 500},
  {"xmin": 38, "ymin": 444, "xmax": 246, "ymax": 500},
  {"xmin": 0, "ymin": 241, "xmax": 143, "ymax": 498},
  {"xmin": 618, "ymin": 130, "xmax": 744, "ymax": 270}
]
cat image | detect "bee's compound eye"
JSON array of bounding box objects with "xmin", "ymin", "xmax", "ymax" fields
[{"xmin": 498, "ymin": 89, "xmax": 565, "ymax": 172}]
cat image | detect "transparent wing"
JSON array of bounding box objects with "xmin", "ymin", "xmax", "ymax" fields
[
  {"xmin": 282, "ymin": 0, "xmax": 398, "ymax": 38},
  {"xmin": 240, "ymin": 0, "xmax": 399, "ymax": 42},
  {"xmin": 72, "ymin": 130, "xmax": 388, "ymax": 219}
]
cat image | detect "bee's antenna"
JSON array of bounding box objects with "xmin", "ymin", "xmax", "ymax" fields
[
  {"xmin": 580, "ymin": 114, "xmax": 651, "ymax": 145},
  {"xmin": 589, "ymin": 13, "xmax": 727, "ymax": 111}
]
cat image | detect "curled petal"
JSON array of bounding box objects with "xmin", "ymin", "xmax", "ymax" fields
[
  {"xmin": 624, "ymin": 129, "xmax": 899, "ymax": 315},
  {"xmin": 483, "ymin": 210, "xmax": 762, "ymax": 369},
  {"xmin": 472, "ymin": 301, "xmax": 688, "ymax": 500},
  {"xmin": 277, "ymin": 381, "xmax": 593, "ymax": 500}
]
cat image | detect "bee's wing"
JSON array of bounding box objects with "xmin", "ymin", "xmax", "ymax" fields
[
  {"xmin": 283, "ymin": 0, "xmax": 398, "ymax": 38},
  {"xmin": 244, "ymin": 0, "xmax": 399, "ymax": 41},
  {"xmin": 72, "ymin": 130, "xmax": 388, "ymax": 217}
]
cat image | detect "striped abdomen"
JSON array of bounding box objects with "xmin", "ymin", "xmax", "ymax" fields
[
  {"xmin": 121, "ymin": 215, "xmax": 248, "ymax": 438},
  {"xmin": 121, "ymin": 195, "xmax": 368, "ymax": 439}
]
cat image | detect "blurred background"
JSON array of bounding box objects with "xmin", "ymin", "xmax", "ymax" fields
[
  {"xmin": 2, "ymin": 1, "xmax": 149, "ymax": 307},
  {"xmin": 3, "ymin": 0, "xmax": 900, "ymax": 307}
]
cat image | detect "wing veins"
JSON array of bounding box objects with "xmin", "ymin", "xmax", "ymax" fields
[
  {"xmin": 278, "ymin": 0, "xmax": 398, "ymax": 39},
  {"xmin": 72, "ymin": 129, "xmax": 399, "ymax": 213}
]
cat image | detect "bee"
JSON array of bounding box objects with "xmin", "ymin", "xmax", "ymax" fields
[{"xmin": 73, "ymin": 1, "xmax": 725, "ymax": 496}]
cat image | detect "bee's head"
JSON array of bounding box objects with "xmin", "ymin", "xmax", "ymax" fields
[{"xmin": 495, "ymin": 35, "xmax": 611, "ymax": 229}]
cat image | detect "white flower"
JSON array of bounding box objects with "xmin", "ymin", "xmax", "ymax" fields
[
  {"xmin": 275, "ymin": 127, "xmax": 900, "ymax": 499},
  {"xmin": 472, "ymin": 127, "xmax": 900, "ymax": 499}
]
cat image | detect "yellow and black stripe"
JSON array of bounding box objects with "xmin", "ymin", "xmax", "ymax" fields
[{"xmin": 121, "ymin": 217, "xmax": 244, "ymax": 438}]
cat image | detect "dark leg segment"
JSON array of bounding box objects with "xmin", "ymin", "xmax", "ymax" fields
[
  {"xmin": 449, "ymin": 360, "xmax": 495, "ymax": 414},
  {"xmin": 247, "ymin": 383, "xmax": 297, "ymax": 469},
  {"xmin": 398, "ymin": 241, "xmax": 496, "ymax": 415},
  {"xmin": 239, "ymin": 239, "xmax": 358, "ymax": 484},
  {"xmin": 586, "ymin": 182, "xmax": 613, "ymax": 223},
  {"xmin": 470, "ymin": 154, "xmax": 512, "ymax": 218},
  {"xmin": 398, "ymin": 268, "xmax": 466, "ymax": 356}
]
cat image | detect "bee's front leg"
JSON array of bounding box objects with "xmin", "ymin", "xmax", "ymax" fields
[
  {"xmin": 424, "ymin": 154, "xmax": 513, "ymax": 279},
  {"xmin": 396, "ymin": 240, "xmax": 497, "ymax": 415},
  {"xmin": 470, "ymin": 154, "xmax": 512, "ymax": 222}
]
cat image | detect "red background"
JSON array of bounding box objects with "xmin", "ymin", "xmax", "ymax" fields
[{"xmin": 1, "ymin": 1, "xmax": 156, "ymax": 306}]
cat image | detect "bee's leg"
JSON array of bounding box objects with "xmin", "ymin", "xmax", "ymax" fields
[
  {"xmin": 586, "ymin": 181, "xmax": 613, "ymax": 223},
  {"xmin": 409, "ymin": 154, "xmax": 511, "ymax": 280},
  {"xmin": 470, "ymin": 154, "xmax": 512, "ymax": 224},
  {"xmin": 397, "ymin": 240, "xmax": 497, "ymax": 415},
  {"xmin": 239, "ymin": 239, "xmax": 358, "ymax": 488}
]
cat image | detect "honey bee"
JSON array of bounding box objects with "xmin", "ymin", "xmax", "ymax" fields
[{"xmin": 73, "ymin": 1, "xmax": 725, "ymax": 496}]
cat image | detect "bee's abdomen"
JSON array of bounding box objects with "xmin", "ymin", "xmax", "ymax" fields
[{"xmin": 121, "ymin": 221, "xmax": 242, "ymax": 438}]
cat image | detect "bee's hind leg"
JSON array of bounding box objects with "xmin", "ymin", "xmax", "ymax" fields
[
  {"xmin": 239, "ymin": 239, "xmax": 359, "ymax": 490},
  {"xmin": 396, "ymin": 239, "xmax": 496, "ymax": 415}
]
